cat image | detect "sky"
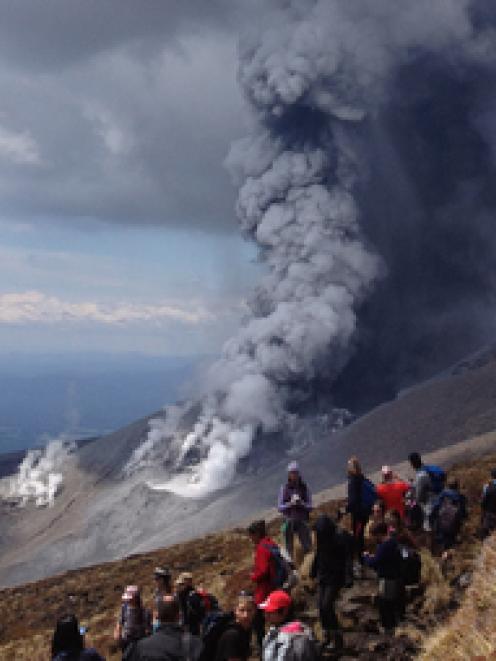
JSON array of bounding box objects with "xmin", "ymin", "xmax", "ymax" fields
[{"xmin": 0, "ymin": 1, "xmax": 265, "ymax": 356}]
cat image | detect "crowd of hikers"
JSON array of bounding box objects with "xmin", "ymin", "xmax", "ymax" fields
[{"xmin": 50, "ymin": 453, "xmax": 496, "ymax": 660}]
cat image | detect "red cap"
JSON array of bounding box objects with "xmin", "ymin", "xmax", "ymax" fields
[{"xmin": 259, "ymin": 590, "xmax": 292, "ymax": 613}]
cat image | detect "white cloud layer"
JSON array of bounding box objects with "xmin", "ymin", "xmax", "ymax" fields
[{"xmin": 0, "ymin": 290, "xmax": 211, "ymax": 325}]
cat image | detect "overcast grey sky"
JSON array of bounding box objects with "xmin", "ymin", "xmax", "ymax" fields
[{"xmin": 0, "ymin": 1, "xmax": 267, "ymax": 355}]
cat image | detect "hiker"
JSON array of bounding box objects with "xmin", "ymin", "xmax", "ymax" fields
[
  {"xmin": 310, "ymin": 514, "xmax": 346, "ymax": 651},
  {"xmin": 336, "ymin": 509, "xmax": 355, "ymax": 587},
  {"xmin": 385, "ymin": 509, "xmax": 421, "ymax": 590},
  {"xmin": 278, "ymin": 461, "xmax": 313, "ymax": 560},
  {"xmin": 260, "ymin": 590, "xmax": 318, "ymax": 661},
  {"xmin": 481, "ymin": 468, "xmax": 496, "ymax": 538},
  {"xmin": 114, "ymin": 586, "xmax": 152, "ymax": 659},
  {"xmin": 248, "ymin": 520, "xmax": 278, "ymax": 648},
  {"xmin": 403, "ymin": 487, "xmax": 424, "ymax": 533},
  {"xmin": 52, "ymin": 614, "xmax": 104, "ymax": 661},
  {"xmin": 154, "ymin": 566, "xmax": 173, "ymax": 605},
  {"xmin": 175, "ymin": 572, "xmax": 205, "ymax": 636},
  {"xmin": 430, "ymin": 480, "xmax": 467, "ymax": 554},
  {"xmin": 131, "ymin": 595, "xmax": 202, "ymax": 661},
  {"xmin": 364, "ymin": 501, "xmax": 386, "ymax": 552},
  {"xmin": 408, "ymin": 452, "xmax": 446, "ymax": 531},
  {"xmin": 363, "ymin": 522, "xmax": 405, "ymax": 633},
  {"xmin": 211, "ymin": 592, "xmax": 256, "ymax": 661},
  {"xmin": 376, "ymin": 466, "xmax": 410, "ymax": 518},
  {"xmin": 346, "ymin": 456, "xmax": 375, "ymax": 573}
]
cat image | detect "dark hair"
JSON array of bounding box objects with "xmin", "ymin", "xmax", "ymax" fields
[
  {"xmin": 247, "ymin": 519, "xmax": 266, "ymax": 537},
  {"xmin": 385, "ymin": 509, "xmax": 401, "ymax": 528},
  {"xmin": 447, "ymin": 480, "xmax": 459, "ymax": 491},
  {"xmin": 51, "ymin": 614, "xmax": 83, "ymax": 657},
  {"xmin": 370, "ymin": 522, "xmax": 388, "ymax": 537},
  {"xmin": 372, "ymin": 500, "xmax": 386, "ymax": 516},
  {"xmin": 157, "ymin": 597, "xmax": 180, "ymax": 623},
  {"xmin": 490, "ymin": 468, "xmax": 496, "ymax": 480},
  {"xmin": 408, "ymin": 452, "xmax": 422, "ymax": 469}
]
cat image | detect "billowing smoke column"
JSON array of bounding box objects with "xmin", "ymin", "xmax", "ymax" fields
[
  {"xmin": 7, "ymin": 439, "xmax": 76, "ymax": 507},
  {"xmin": 130, "ymin": 0, "xmax": 496, "ymax": 495}
]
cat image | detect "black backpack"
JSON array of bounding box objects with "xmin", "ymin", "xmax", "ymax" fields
[
  {"xmin": 483, "ymin": 482, "xmax": 496, "ymax": 514},
  {"xmin": 400, "ymin": 546, "xmax": 421, "ymax": 585},
  {"xmin": 437, "ymin": 496, "xmax": 462, "ymax": 536},
  {"xmin": 199, "ymin": 611, "xmax": 235, "ymax": 661}
]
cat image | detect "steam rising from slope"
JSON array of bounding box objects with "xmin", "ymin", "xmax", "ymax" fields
[
  {"xmin": 129, "ymin": 0, "xmax": 496, "ymax": 496},
  {"xmin": 7, "ymin": 439, "xmax": 75, "ymax": 507}
]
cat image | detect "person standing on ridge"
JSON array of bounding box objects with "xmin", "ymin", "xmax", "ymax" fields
[
  {"xmin": 310, "ymin": 514, "xmax": 346, "ymax": 651},
  {"xmin": 408, "ymin": 452, "xmax": 445, "ymax": 531},
  {"xmin": 346, "ymin": 456, "xmax": 375, "ymax": 574},
  {"xmin": 247, "ymin": 520, "xmax": 280, "ymax": 649},
  {"xmin": 376, "ymin": 466, "xmax": 410, "ymax": 518},
  {"xmin": 278, "ymin": 462, "xmax": 312, "ymax": 560}
]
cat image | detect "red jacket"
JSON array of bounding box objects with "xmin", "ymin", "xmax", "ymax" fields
[
  {"xmin": 250, "ymin": 537, "xmax": 276, "ymax": 605},
  {"xmin": 376, "ymin": 481, "xmax": 410, "ymax": 517}
]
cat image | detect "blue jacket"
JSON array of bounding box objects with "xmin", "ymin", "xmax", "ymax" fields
[{"xmin": 364, "ymin": 537, "xmax": 403, "ymax": 580}]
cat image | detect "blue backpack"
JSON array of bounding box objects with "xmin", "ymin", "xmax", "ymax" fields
[
  {"xmin": 361, "ymin": 478, "xmax": 377, "ymax": 513},
  {"xmin": 262, "ymin": 542, "xmax": 290, "ymax": 588},
  {"xmin": 424, "ymin": 464, "xmax": 446, "ymax": 494}
]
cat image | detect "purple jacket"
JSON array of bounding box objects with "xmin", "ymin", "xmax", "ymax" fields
[{"xmin": 278, "ymin": 480, "xmax": 312, "ymax": 522}]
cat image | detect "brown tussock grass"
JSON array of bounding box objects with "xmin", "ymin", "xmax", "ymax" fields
[{"xmin": 420, "ymin": 533, "xmax": 496, "ymax": 660}]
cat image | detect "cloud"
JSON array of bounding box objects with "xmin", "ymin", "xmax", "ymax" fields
[
  {"xmin": 0, "ymin": 124, "xmax": 41, "ymax": 166},
  {"xmin": 0, "ymin": 291, "xmax": 211, "ymax": 326},
  {"xmin": 0, "ymin": 1, "xmax": 271, "ymax": 231}
]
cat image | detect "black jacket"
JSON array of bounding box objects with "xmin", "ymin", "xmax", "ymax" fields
[
  {"xmin": 131, "ymin": 624, "xmax": 201, "ymax": 661},
  {"xmin": 310, "ymin": 515, "xmax": 347, "ymax": 588},
  {"xmin": 347, "ymin": 474, "xmax": 365, "ymax": 518}
]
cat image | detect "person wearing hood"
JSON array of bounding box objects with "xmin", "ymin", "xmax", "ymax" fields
[
  {"xmin": 278, "ymin": 462, "xmax": 313, "ymax": 559},
  {"xmin": 310, "ymin": 515, "xmax": 346, "ymax": 651}
]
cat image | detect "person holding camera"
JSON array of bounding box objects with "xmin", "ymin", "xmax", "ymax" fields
[{"xmin": 278, "ymin": 461, "xmax": 312, "ymax": 560}]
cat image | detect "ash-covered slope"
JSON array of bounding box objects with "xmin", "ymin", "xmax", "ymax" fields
[{"xmin": 0, "ymin": 346, "xmax": 496, "ymax": 588}]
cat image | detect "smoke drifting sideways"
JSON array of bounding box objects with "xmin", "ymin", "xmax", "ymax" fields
[
  {"xmin": 127, "ymin": 0, "xmax": 496, "ymax": 497},
  {"xmin": 6, "ymin": 439, "xmax": 76, "ymax": 508}
]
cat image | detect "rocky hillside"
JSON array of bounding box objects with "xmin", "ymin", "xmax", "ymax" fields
[{"xmin": 1, "ymin": 436, "xmax": 495, "ymax": 660}]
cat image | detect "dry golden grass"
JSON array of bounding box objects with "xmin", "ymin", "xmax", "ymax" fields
[{"xmin": 420, "ymin": 534, "xmax": 496, "ymax": 660}]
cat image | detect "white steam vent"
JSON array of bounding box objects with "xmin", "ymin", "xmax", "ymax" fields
[{"xmin": 8, "ymin": 439, "xmax": 76, "ymax": 507}]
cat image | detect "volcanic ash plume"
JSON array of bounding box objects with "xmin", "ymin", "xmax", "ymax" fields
[
  {"xmin": 7, "ymin": 439, "xmax": 76, "ymax": 507},
  {"xmin": 128, "ymin": 0, "xmax": 496, "ymax": 496}
]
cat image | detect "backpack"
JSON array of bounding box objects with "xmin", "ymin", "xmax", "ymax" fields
[
  {"xmin": 279, "ymin": 622, "xmax": 320, "ymax": 661},
  {"xmin": 437, "ymin": 496, "xmax": 462, "ymax": 536},
  {"xmin": 424, "ymin": 464, "xmax": 446, "ymax": 495},
  {"xmin": 199, "ymin": 611, "xmax": 235, "ymax": 661},
  {"xmin": 262, "ymin": 542, "xmax": 290, "ymax": 589},
  {"xmin": 482, "ymin": 481, "xmax": 496, "ymax": 514},
  {"xmin": 197, "ymin": 588, "xmax": 219, "ymax": 615},
  {"xmin": 361, "ymin": 478, "xmax": 377, "ymax": 514},
  {"xmin": 404, "ymin": 498, "xmax": 424, "ymax": 531},
  {"xmin": 400, "ymin": 546, "xmax": 422, "ymax": 585},
  {"xmin": 120, "ymin": 604, "xmax": 149, "ymax": 644}
]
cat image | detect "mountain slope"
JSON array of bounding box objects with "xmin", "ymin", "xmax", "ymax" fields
[{"xmin": 0, "ymin": 347, "xmax": 495, "ymax": 587}]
